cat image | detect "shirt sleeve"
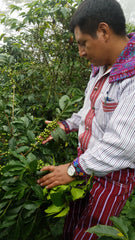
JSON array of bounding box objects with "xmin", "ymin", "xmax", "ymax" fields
[
  {"xmin": 62, "ymin": 77, "xmax": 91, "ymax": 133},
  {"xmin": 73, "ymin": 78, "xmax": 135, "ymax": 177},
  {"xmin": 63, "ymin": 108, "xmax": 84, "ymax": 132}
]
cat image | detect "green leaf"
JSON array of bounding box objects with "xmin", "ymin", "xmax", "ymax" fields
[
  {"xmin": 0, "ymin": 100, "xmax": 4, "ymax": 110},
  {"xmin": 1, "ymin": 178, "xmax": 17, "ymax": 186},
  {"xmin": 126, "ymin": 207, "xmax": 135, "ymax": 219},
  {"xmin": 0, "ymin": 54, "xmax": 8, "ymax": 65},
  {"xmin": 3, "ymin": 160, "xmax": 23, "ymax": 168},
  {"xmin": 21, "ymin": 116, "xmax": 29, "ymax": 128},
  {"xmin": 29, "ymin": 160, "xmax": 37, "ymax": 172},
  {"xmin": 9, "ymin": 137, "xmax": 17, "ymax": 150},
  {"xmin": 17, "ymin": 136, "xmax": 28, "ymax": 145},
  {"xmin": 10, "ymin": 151, "xmax": 26, "ymax": 161},
  {"xmin": 9, "ymin": 4, "xmax": 22, "ymax": 13},
  {"xmin": 68, "ymin": 180, "xmax": 85, "ymax": 187},
  {"xmin": 23, "ymin": 202, "xmax": 39, "ymax": 211},
  {"xmin": 8, "ymin": 206, "xmax": 22, "ymax": 215},
  {"xmin": 56, "ymin": 127, "xmax": 67, "ymax": 141},
  {"xmin": 26, "ymin": 152, "xmax": 36, "ymax": 163},
  {"xmin": 27, "ymin": 130, "xmax": 35, "ymax": 143},
  {"xmin": 59, "ymin": 95, "xmax": 70, "ymax": 110},
  {"xmin": 3, "ymin": 214, "xmax": 17, "ymax": 222},
  {"xmin": 0, "ymin": 201, "xmax": 8, "ymax": 209},
  {"xmin": 55, "ymin": 206, "xmax": 70, "ymax": 217},
  {"xmin": 12, "ymin": 120, "xmax": 24, "ymax": 125},
  {"xmin": 60, "ymin": 7, "xmax": 68, "ymax": 18},
  {"xmin": 3, "ymin": 182, "xmax": 28, "ymax": 200},
  {"xmin": 17, "ymin": 183, "xmax": 29, "ymax": 200},
  {"xmin": 8, "ymin": 166, "xmax": 24, "ymax": 172},
  {"xmin": 51, "ymin": 127, "xmax": 67, "ymax": 142},
  {"xmin": 3, "ymin": 192, "xmax": 17, "ymax": 199},
  {"xmin": 51, "ymin": 129, "xmax": 59, "ymax": 142},
  {"xmin": 128, "ymin": 229, "xmax": 135, "ymax": 240},
  {"xmin": 50, "ymin": 189, "xmax": 65, "ymax": 206},
  {"xmin": 22, "ymin": 220, "xmax": 35, "ymax": 240},
  {"xmin": 9, "ymin": 221, "xmax": 21, "ymax": 240},
  {"xmin": 23, "ymin": 209, "xmax": 36, "ymax": 219},
  {"xmin": 43, "ymin": 187, "xmax": 48, "ymax": 196},
  {"xmin": 87, "ymin": 225, "xmax": 126, "ymax": 239},
  {"xmin": 31, "ymin": 185, "xmax": 44, "ymax": 200},
  {"xmin": 45, "ymin": 204, "xmax": 64, "ymax": 216},
  {"xmin": 16, "ymin": 146, "xmax": 30, "ymax": 153},
  {"xmin": 0, "ymin": 220, "xmax": 16, "ymax": 228},
  {"xmin": 70, "ymin": 96, "xmax": 83, "ymax": 105},
  {"xmin": 71, "ymin": 187, "xmax": 85, "ymax": 201},
  {"xmin": 0, "ymin": 33, "xmax": 5, "ymax": 41},
  {"xmin": 110, "ymin": 216, "xmax": 129, "ymax": 239}
]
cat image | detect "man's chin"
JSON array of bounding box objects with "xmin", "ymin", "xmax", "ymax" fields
[
  {"xmin": 91, "ymin": 61, "xmax": 104, "ymax": 67},
  {"xmin": 92, "ymin": 62, "xmax": 100, "ymax": 67}
]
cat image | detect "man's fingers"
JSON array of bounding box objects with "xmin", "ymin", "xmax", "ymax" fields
[
  {"xmin": 37, "ymin": 167, "xmax": 55, "ymax": 187},
  {"xmin": 42, "ymin": 135, "xmax": 53, "ymax": 144},
  {"xmin": 40, "ymin": 165, "xmax": 54, "ymax": 172},
  {"xmin": 46, "ymin": 181, "xmax": 59, "ymax": 189},
  {"xmin": 45, "ymin": 120, "xmax": 51, "ymax": 124},
  {"xmin": 38, "ymin": 176, "xmax": 57, "ymax": 188}
]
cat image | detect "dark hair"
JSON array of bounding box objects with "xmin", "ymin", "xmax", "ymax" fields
[{"xmin": 70, "ymin": 0, "xmax": 126, "ymax": 37}]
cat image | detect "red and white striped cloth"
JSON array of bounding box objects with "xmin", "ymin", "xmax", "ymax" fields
[{"xmin": 63, "ymin": 168, "xmax": 135, "ymax": 239}]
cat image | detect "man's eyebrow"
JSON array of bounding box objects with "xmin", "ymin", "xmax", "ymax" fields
[{"xmin": 77, "ymin": 40, "xmax": 86, "ymax": 44}]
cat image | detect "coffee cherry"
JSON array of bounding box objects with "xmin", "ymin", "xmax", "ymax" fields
[
  {"xmin": 37, "ymin": 159, "xmax": 44, "ymax": 170},
  {"xmin": 36, "ymin": 120, "xmax": 58, "ymax": 144}
]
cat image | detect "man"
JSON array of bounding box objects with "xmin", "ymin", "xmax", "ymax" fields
[{"xmin": 37, "ymin": 0, "xmax": 135, "ymax": 239}]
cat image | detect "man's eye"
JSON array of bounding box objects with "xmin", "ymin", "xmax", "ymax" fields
[{"xmin": 78, "ymin": 42, "xmax": 86, "ymax": 47}]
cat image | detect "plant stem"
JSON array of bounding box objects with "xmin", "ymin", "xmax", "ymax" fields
[
  {"xmin": 12, "ymin": 83, "xmax": 16, "ymax": 122},
  {"xmin": 0, "ymin": 199, "xmax": 12, "ymax": 219}
]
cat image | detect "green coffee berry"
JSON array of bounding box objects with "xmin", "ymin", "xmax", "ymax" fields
[
  {"xmin": 36, "ymin": 120, "xmax": 58, "ymax": 144},
  {"xmin": 37, "ymin": 159, "xmax": 45, "ymax": 170}
]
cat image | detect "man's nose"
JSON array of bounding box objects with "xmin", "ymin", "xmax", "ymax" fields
[{"xmin": 78, "ymin": 46, "xmax": 86, "ymax": 58}]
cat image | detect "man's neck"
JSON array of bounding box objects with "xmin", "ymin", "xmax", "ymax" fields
[{"xmin": 106, "ymin": 35, "xmax": 129, "ymax": 70}]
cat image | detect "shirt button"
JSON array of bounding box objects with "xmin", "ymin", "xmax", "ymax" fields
[
  {"xmin": 92, "ymin": 106, "xmax": 95, "ymax": 110},
  {"xmin": 86, "ymin": 126, "xmax": 89, "ymax": 130},
  {"xmin": 94, "ymin": 86, "xmax": 98, "ymax": 91}
]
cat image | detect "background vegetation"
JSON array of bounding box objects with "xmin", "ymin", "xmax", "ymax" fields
[{"xmin": 0, "ymin": 0, "xmax": 134, "ymax": 239}]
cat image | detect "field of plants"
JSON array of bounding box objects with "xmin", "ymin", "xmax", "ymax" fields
[{"xmin": 0, "ymin": 0, "xmax": 134, "ymax": 239}]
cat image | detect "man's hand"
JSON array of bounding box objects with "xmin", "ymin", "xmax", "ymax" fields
[
  {"xmin": 37, "ymin": 163, "xmax": 75, "ymax": 189},
  {"xmin": 41, "ymin": 120, "xmax": 65, "ymax": 144}
]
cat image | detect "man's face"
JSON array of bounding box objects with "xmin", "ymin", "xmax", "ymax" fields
[{"xmin": 74, "ymin": 25, "xmax": 108, "ymax": 66}]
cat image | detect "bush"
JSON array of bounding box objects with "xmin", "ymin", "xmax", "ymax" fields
[{"xmin": 0, "ymin": 1, "xmax": 92, "ymax": 239}]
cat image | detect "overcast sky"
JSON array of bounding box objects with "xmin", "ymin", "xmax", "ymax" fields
[
  {"xmin": 117, "ymin": 0, "xmax": 135, "ymax": 24},
  {"xmin": 0, "ymin": 0, "xmax": 135, "ymax": 37},
  {"xmin": 0, "ymin": 0, "xmax": 135, "ymax": 23}
]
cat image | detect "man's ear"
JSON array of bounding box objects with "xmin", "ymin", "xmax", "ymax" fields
[{"xmin": 97, "ymin": 22, "xmax": 110, "ymax": 41}]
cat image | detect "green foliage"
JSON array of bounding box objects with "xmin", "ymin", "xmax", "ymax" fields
[
  {"xmin": 0, "ymin": 152, "xmax": 91, "ymax": 240},
  {"xmin": 0, "ymin": 92, "xmax": 93, "ymax": 240},
  {"xmin": 0, "ymin": 0, "xmax": 89, "ymax": 119},
  {"xmin": 0, "ymin": 0, "xmax": 91, "ymax": 238},
  {"xmin": 126, "ymin": 23, "xmax": 135, "ymax": 33},
  {"xmin": 87, "ymin": 188, "xmax": 135, "ymax": 240}
]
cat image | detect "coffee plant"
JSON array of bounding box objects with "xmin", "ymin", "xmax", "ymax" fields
[
  {"xmin": 0, "ymin": 0, "xmax": 92, "ymax": 238},
  {"xmin": 0, "ymin": 93, "xmax": 93, "ymax": 240}
]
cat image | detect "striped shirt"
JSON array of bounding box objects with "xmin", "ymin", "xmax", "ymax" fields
[{"xmin": 65, "ymin": 65, "xmax": 135, "ymax": 177}]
